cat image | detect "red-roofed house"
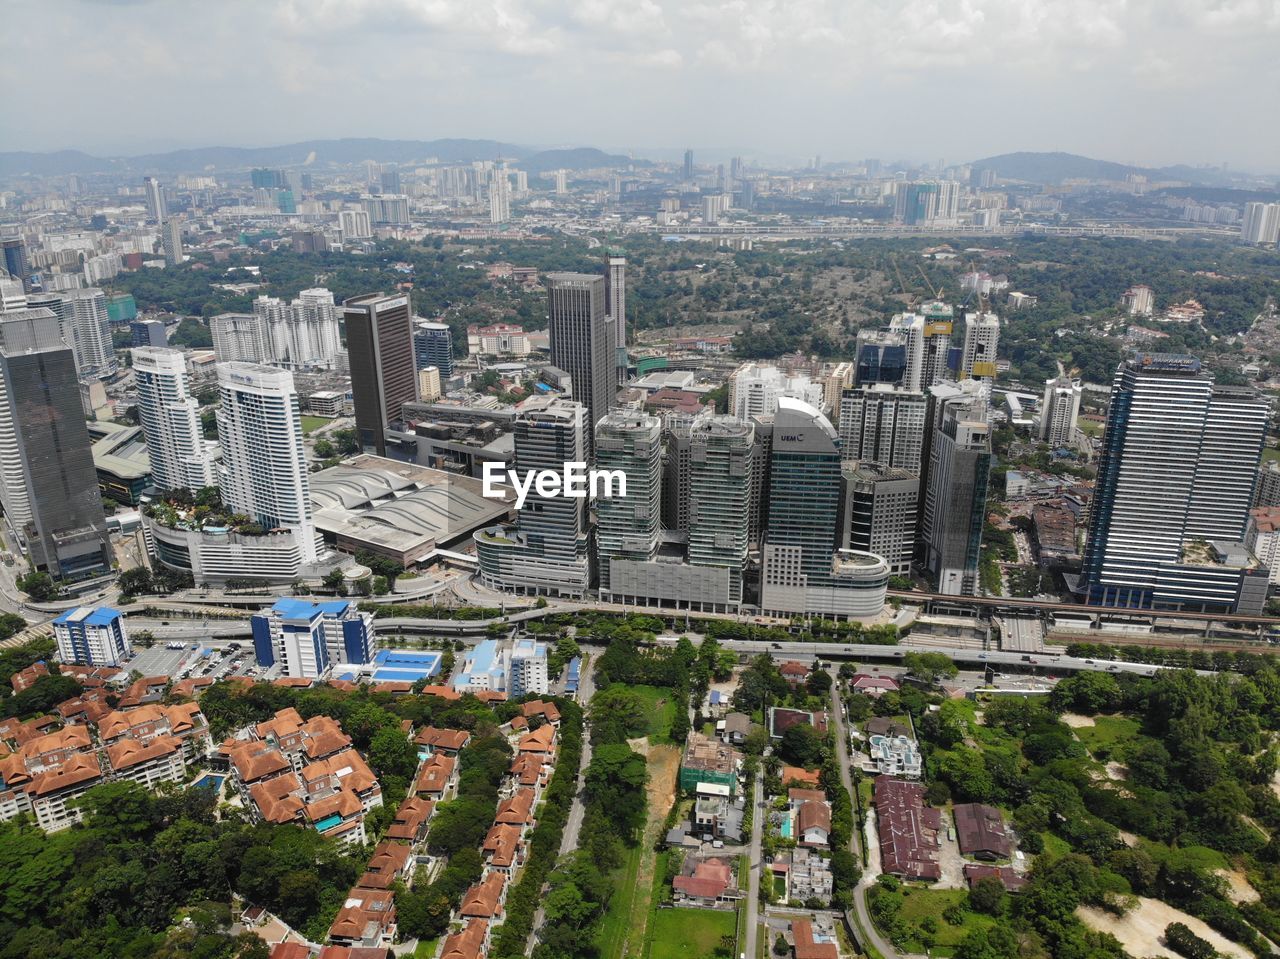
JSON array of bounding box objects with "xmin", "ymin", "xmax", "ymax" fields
[
  {"xmin": 460, "ymin": 871, "xmax": 507, "ymax": 920},
  {"xmin": 672, "ymin": 857, "xmax": 738, "ymax": 906},
  {"xmin": 328, "ymin": 888, "xmax": 397, "ymax": 947}
]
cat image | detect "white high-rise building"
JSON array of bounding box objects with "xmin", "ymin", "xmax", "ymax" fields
[
  {"xmin": 60, "ymin": 288, "xmax": 116, "ymax": 379},
  {"xmin": 687, "ymin": 414, "xmax": 754, "ymax": 605},
  {"xmin": 489, "ymin": 168, "xmax": 511, "ymax": 224},
  {"xmin": 1082, "ymin": 354, "xmax": 1270, "ymax": 613},
  {"xmin": 339, "ymin": 209, "xmax": 373, "ymax": 240},
  {"xmin": 887, "ymin": 302, "xmax": 954, "ymax": 391},
  {"xmin": 162, "ymin": 218, "xmax": 184, "ymax": 267},
  {"xmin": 1242, "ymin": 202, "xmax": 1280, "ymax": 245},
  {"xmin": 1038, "ymin": 375, "xmax": 1082, "ymax": 446},
  {"xmin": 838, "ymin": 384, "xmax": 927, "ymax": 473},
  {"xmin": 728, "ymin": 362, "xmax": 825, "ymax": 420},
  {"xmin": 595, "ymin": 412, "xmax": 661, "ymax": 592},
  {"xmin": 143, "ymin": 176, "xmax": 167, "ymax": 222},
  {"xmin": 605, "ymin": 252, "xmax": 627, "ymax": 383},
  {"xmin": 474, "ymin": 399, "xmax": 592, "ymax": 597},
  {"xmin": 210, "ymin": 313, "xmax": 270, "ymax": 364},
  {"xmin": 509, "ymin": 638, "xmax": 549, "ymax": 697},
  {"xmin": 132, "ymin": 347, "xmax": 219, "ymax": 492},
  {"xmin": 1122, "ymin": 285, "xmax": 1155, "ymax": 316},
  {"xmin": 553, "ymin": 170, "xmax": 568, "ymax": 194},
  {"xmin": 0, "ymin": 279, "xmax": 25, "ymax": 313},
  {"xmin": 960, "ymin": 311, "xmax": 1000, "ymax": 383},
  {"xmin": 248, "ymin": 291, "xmax": 342, "ymax": 369},
  {"xmin": 215, "ymin": 362, "xmax": 317, "ymax": 564}
]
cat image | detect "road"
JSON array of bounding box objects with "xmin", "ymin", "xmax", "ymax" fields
[
  {"xmin": 743, "ymin": 768, "xmax": 765, "ymax": 959},
  {"xmin": 826, "ymin": 668, "xmax": 902, "ymax": 959},
  {"xmin": 528, "ymin": 656, "xmax": 596, "ymax": 950}
]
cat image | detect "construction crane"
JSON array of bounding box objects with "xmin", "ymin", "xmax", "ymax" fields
[
  {"xmin": 888, "ymin": 255, "xmax": 918, "ymax": 308},
  {"xmin": 915, "ymin": 260, "xmax": 940, "ymax": 299}
]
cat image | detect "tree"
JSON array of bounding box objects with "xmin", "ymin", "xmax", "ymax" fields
[
  {"xmin": 367, "ymin": 726, "xmax": 417, "ymax": 783},
  {"xmin": 903, "ymin": 651, "xmax": 958, "ymax": 685},
  {"xmin": 1050, "ymin": 670, "xmax": 1122, "ymax": 714},
  {"xmin": 968, "ymin": 875, "xmax": 1007, "ymax": 915},
  {"xmin": 1164, "ymin": 922, "xmax": 1217, "ymax": 959},
  {"xmin": 584, "ymin": 744, "xmax": 647, "ymax": 842},
  {"xmin": 779, "ymin": 722, "xmax": 824, "ymax": 767},
  {"xmin": 805, "ymin": 668, "xmax": 833, "ymax": 698},
  {"xmin": 773, "ymin": 933, "xmax": 789, "ymax": 956},
  {"xmin": 16, "ymin": 571, "xmax": 59, "ymax": 602}
]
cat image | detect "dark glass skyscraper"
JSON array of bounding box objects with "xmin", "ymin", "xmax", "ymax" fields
[
  {"xmin": 546, "ymin": 273, "xmax": 615, "ymax": 456},
  {"xmin": 343, "ymin": 293, "xmax": 416, "ymax": 457},
  {"xmin": 413, "ymin": 320, "xmax": 454, "ymax": 378},
  {"xmin": 0, "ymin": 308, "xmax": 111, "ymax": 578}
]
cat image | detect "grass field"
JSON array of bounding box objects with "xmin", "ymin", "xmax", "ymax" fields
[
  {"xmin": 1073, "ymin": 716, "xmax": 1141, "ymax": 757},
  {"xmin": 1263, "ymin": 446, "xmax": 1280, "ymax": 464},
  {"xmin": 627, "ymin": 684, "xmax": 680, "ymax": 741},
  {"xmin": 598, "ymin": 841, "xmax": 645, "ymax": 958},
  {"xmin": 412, "ymin": 936, "xmax": 439, "ymax": 957},
  {"xmin": 895, "ymin": 888, "xmax": 997, "ymax": 954},
  {"xmin": 1041, "ymin": 831, "xmax": 1073, "ymax": 858},
  {"xmin": 645, "ymin": 908, "xmax": 737, "ymax": 959},
  {"xmin": 300, "ymin": 415, "xmax": 329, "ymax": 435}
]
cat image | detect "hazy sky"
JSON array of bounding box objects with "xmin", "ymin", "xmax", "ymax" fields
[{"xmin": 4, "ymin": 0, "xmax": 1279, "ymax": 170}]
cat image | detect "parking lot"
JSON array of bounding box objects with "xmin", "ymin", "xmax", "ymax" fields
[{"xmin": 125, "ymin": 641, "xmax": 264, "ymax": 682}]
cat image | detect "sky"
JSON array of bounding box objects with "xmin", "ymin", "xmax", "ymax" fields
[{"xmin": 3, "ymin": 0, "xmax": 1279, "ymax": 171}]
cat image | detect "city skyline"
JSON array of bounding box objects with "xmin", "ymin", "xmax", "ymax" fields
[{"xmin": 2, "ymin": 1, "xmax": 1278, "ymax": 171}]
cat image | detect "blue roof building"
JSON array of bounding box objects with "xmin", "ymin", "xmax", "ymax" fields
[
  {"xmin": 54, "ymin": 606, "xmax": 130, "ymax": 667},
  {"xmin": 251, "ymin": 598, "xmax": 374, "ymax": 679}
]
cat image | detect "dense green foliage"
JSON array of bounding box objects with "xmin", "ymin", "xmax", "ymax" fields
[{"xmin": 0, "ymin": 781, "xmax": 361, "ymax": 957}]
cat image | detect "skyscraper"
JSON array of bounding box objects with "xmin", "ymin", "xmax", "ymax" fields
[
  {"xmin": 760, "ymin": 397, "xmax": 843, "ymax": 593},
  {"xmin": 60, "ymin": 288, "xmax": 117, "ymax": 379},
  {"xmin": 683, "ymin": 148, "xmax": 694, "ymax": 180},
  {"xmin": 474, "ymin": 399, "xmax": 591, "ymax": 597},
  {"xmin": 959, "ymin": 311, "xmax": 1000, "ymax": 382},
  {"xmin": 253, "ymin": 290, "xmax": 342, "ymax": 369},
  {"xmin": 546, "ymin": 273, "xmax": 615, "ymax": 454},
  {"xmin": 132, "ymin": 347, "xmax": 218, "ymax": 492},
  {"xmin": 595, "ymin": 412, "xmax": 661, "ymax": 591},
  {"xmin": 0, "ymin": 308, "xmax": 111, "ymax": 578},
  {"xmin": 1038, "ymin": 375, "xmax": 1082, "ymax": 446},
  {"xmin": 215, "ymin": 362, "xmax": 317, "ymax": 564},
  {"xmin": 838, "ymin": 384, "xmax": 927, "ymax": 473},
  {"xmin": 887, "ymin": 303, "xmax": 954, "ymax": 391},
  {"xmin": 605, "ymin": 252, "xmax": 627, "ymax": 384},
  {"xmin": 687, "ymin": 414, "xmax": 754, "ymax": 605},
  {"xmin": 1, "ymin": 237, "xmax": 29, "ymax": 290},
  {"xmin": 919, "ymin": 383, "xmax": 991, "ymax": 595},
  {"xmin": 339, "ymin": 209, "xmax": 373, "ymax": 240},
  {"xmin": 210, "ymin": 313, "xmax": 270, "ymax": 364},
  {"xmin": 143, "ymin": 176, "xmax": 167, "ymax": 222},
  {"xmin": 729, "ymin": 362, "xmax": 824, "ymax": 420},
  {"xmin": 162, "ymin": 218, "xmax": 184, "ymax": 267},
  {"xmin": 489, "ymin": 168, "xmax": 511, "ymax": 224},
  {"xmin": 843, "ymin": 464, "xmax": 919, "ymax": 576},
  {"xmin": 1242, "ymin": 202, "xmax": 1280, "ymax": 245},
  {"xmin": 343, "ymin": 293, "xmax": 416, "ymax": 456},
  {"xmin": 130, "ymin": 319, "xmax": 167, "ymax": 348},
  {"xmin": 854, "ymin": 330, "xmax": 911, "ymax": 387},
  {"xmin": 413, "ymin": 320, "xmax": 454, "ymax": 378},
  {"xmin": 1082, "ymin": 354, "xmax": 1270, "ymax": 613}
]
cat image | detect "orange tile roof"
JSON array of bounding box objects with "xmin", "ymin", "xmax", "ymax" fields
[
  {"xmin": 250, "ymin": 774, "xmax": 305, "ymax": 824},
  {"xmin": 509, "ymin": 753, "xmax": 544, "ymax": 786},
  {"xmin": 494, "ymin": 787, "xmax": 535, "ymax": 826},
  {"xmin": 460, "ymin": 871, "xmax": 506, "ymax": 918},
  {"xmin": 414, "ymin": 726, "xmax": 471, "ymax": 752},
  {"xmin": 230, "ymin": 742, "xmax": 291, "ymax": 783},
  {"xmin": 517, "ymin": 724, "xmax": 556, "ymax": 754},
  {"xmin": 387, "ymin": 796, "xmax": 434, "ymax": 842},
  {"xmin": 440, "ymin": 919, "xmax": 488, "ymax": 959},
  {"xmin": 106, "ymin": 735, "xmax": 182, "ymax": 772},
  {"xmin": 483, "ymin": 823, "xmax": 523, "ymax": 868},
  {"xmin": 520, "ymin": 699, "xmax": 561, "ymax": 723},
  {"xmin": 782, "ymin": 766, "xmax": 821, "ymax": 787},
  {"xmin": 792, "ymin": 919, "xmax": 838, "ymax": 959},
  {"xmin": 358, "ymin": 841, "xmax": 413, "ymax": 889},
  {"xmin": 29, "ymin": 753, "xmax": 103, "ymax": 797},
  {"xmin": 417, "ymin": 685, "xmax": 461, "ymax": 701},
  {"xmin": 328, "ymin": 888, "xmax": 396, "ymax": 943},
  {"xmin": 414, "ymin": 753, "xmax": 455, "ymax": 795}
]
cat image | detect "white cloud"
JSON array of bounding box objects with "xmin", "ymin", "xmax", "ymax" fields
[{"xmin": 0, "ymin": 0, "xmax": 1274, "ymax": 170}]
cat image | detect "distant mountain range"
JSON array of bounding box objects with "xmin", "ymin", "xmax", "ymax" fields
[
  {"xmin": 969, "ymin": 150, "xmax": 1241, "ymax": 187},
  {"xmin": 0, "ymin": 138, "xmax": 643, "ymax": 177}
]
